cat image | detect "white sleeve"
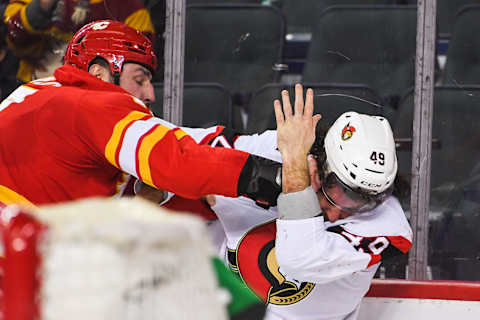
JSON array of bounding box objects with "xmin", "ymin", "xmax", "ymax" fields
[
  {"xmin": 179, "ymin": 126, "xmax": 224, "ymax": 143},
  {"xmin": 343, "ymin": 304, "xmax": 361, "ymax": 320},
  {"xmin": 179, "ymin": 127, "xmax": 282, "ymax": 162},
  {"xmin": 276, "ymin": 217, "xmax": 371, "ymax": 284},
  {"xmin": 233, "ymin": 130, "xmax": 282, "ymax": 162}
]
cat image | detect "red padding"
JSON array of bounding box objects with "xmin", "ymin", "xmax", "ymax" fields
[{"xmin": 366, "ymin": 279, "xmax": 480, "ymax": 301}]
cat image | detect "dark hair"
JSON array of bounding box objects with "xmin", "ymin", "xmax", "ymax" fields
[
  {"xmin": 309, "ymin": 122, "xmax": 329, "ymax": 180},
  {"xmin": 392, "ymin": 173, "xmax": 410, "ymax": 200},
  {"xmin": 309, "ymin": 123, "xmax": 410, "ymax": 200},
  {"xmin": 88, "ymin": 57, "xmax": 120, "ymax": 84},
  {"xmin": 0, "ymin": 17, "xmax": 7, "ymax": 49},
  {"xmin": 88, "ymin": 57, "xmax": 110, "ymax": 71}
]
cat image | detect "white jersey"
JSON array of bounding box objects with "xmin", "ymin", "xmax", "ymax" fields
[{"xmin": 167, "ymin": 127, "xmax": 413, "ymax": 320}]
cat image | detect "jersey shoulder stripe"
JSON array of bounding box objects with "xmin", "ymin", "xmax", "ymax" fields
[
  {"xmin": 327, "ymin": 225, "xmax": 412, "ymax": 267},
  {"xmin": 105, "ymin": 111, "xmax": 149, "ymax": 168},
  {"xmin": 0, "ymin": 185, "xmax": 36, "ymax": 208}
]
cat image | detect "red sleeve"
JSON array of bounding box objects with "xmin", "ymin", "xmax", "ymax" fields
[
  {"xmin": 162, "ymin": 196, "xmax": 217, "ymax": 221},
  {"xmin": 69, "ymin": 91, "xmax": 249, "ymax": 199}
]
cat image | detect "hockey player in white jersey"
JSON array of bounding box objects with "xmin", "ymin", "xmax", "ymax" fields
[{"xmin": 158, "ymin": 84, "xmax": 412, "ymax": 320}]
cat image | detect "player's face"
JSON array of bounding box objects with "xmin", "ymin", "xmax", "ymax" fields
[
  {"xmin": 119, "ymin": 63, "xmax": 155, "ymax": 107},
  {"xmin": 308, "ymin": 158, "xmax": 359, "ymax": 222},
  {"xmin": 316, "ymin": 184, "xmax": 358, "ymax": 222}
]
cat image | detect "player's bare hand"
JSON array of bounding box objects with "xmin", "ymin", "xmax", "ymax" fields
[
  {"xmin": 136, "ymin": 182, "xmax": 166, "ymax": 204},
  {"xmin": 204, "ymin": 195, "xmax": 216, "ymax": 206},
  {"xmin": 274, "ymin": 84, "xmax": 321, "ymax": 161},
  {"xmin": 274, "ymin": 84, "xmax": 321, "ymax": 193}
]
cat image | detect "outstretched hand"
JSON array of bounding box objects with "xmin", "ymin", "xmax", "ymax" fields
[
  {"xmin": 274, "ymin": 84, "xmax": 321, "ymax": 193},
  {"xmin": 274, "ymin": 84, "xmax": 322, "ymax": 162}
]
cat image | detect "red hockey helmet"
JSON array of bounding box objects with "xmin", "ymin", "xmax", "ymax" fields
[{"xmin": 64, "ymin": 20, "xmax": 157, "ymax": 75}]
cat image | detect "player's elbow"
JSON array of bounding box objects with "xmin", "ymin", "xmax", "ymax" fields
[{"xmin": 276, "ymin": 247, "xmax": 316, "ymax": 280}]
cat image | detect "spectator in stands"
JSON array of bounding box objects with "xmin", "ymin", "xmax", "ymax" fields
[
  {"xmin": 0, "ymin": 2, "xmax": 18, "ymax": 100},
  {"xmin": 3, "ymin": 0, "xmax": 155, "ymax": 83},
  {"xmin": 0, "ymin": 20, "xmax": 281, "ymax": 211}
]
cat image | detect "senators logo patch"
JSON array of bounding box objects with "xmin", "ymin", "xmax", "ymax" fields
[
  {"xmin": 229, "ymin": 221, "xmax": 315, "ymax": 305},
  {"xmin": 341, "ymin": 123, "xmax": 356, "ymax": 141}
]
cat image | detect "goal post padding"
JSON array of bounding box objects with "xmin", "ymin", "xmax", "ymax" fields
[{"xmin": 1, "ymin": 197, "xmax": 230, "ymax": 320}]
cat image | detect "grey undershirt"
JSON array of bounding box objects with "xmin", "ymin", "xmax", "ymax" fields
[{"xmin": 277, "ymin": 186, "xmax": 322, "ymax": 220}]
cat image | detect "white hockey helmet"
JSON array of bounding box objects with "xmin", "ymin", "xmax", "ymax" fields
[{"xmin": 324, "ymin": 111, "xmax": 398, "ymax": 196}]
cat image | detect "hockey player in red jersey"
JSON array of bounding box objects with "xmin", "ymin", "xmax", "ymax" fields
[
  {"xmin": 0, "ymin": 20, "xmax": 281, "ymax": 208},
  {"xmin": 161, "ymin": 85, "xmax": 412, "ymax": 319}
]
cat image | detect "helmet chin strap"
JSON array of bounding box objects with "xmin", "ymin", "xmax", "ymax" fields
[{"xmin": 113, "ymin": 72, "xmax": 120, "ymax": 86}]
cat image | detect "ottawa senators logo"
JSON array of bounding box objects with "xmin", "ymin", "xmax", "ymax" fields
[
  {"xmin": 341, "ymin": 123, "xmax": 356, "ymax": 141},
  {"xmin": 229, "ymin": 221, "xmax": 315, "ymax": 305}
]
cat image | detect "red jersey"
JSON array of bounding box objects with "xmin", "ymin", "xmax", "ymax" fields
[{"xmin": 0, "ymin": 65, "xmax": 249, "ymax": 207}]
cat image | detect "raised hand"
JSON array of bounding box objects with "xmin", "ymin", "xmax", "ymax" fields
[{"xmin": 274, "ymin": 84, "xmax": 321, "ymax": 193}]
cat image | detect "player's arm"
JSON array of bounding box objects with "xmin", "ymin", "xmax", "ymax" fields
[
  {"xmin": 273, "ymin": 85, "xmax": 411, "ymax": 282},
  {"xmin": 276, "ymin": 215, "xmax": 373, "ymax": 284},
  {"xmin": 180, "ymin": 126, "xmax": 281, "ymax": 162},
  {"xmin": 133, "ymin": 126, "xmax": 282, "ymax": 208},
  {"xmin": 73, "ymin": 93, "xmax": 280, "ymax": 203},
  {"xmin": 275, "ymin": 201, "xmax": 412, "ymax": 283}
]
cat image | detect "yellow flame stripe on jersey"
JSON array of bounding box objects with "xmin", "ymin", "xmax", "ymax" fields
[
  {"xmin": 174, "ymin": 129, "xmax": 188, "ymax": 140},
  {"xmin": 0, "ymin": 185, "xmax": 37, "ymax": 209},
  {"xmin": 105, "ymin": 111, "xmax": 148, "ymax": 168},
  {"xmin": 137, "ymin": 126, "xmax": 188, "ymax": 187},
  {"xmin": 137, "ymin": 125, "xmax": 169, "ymax": 187}
]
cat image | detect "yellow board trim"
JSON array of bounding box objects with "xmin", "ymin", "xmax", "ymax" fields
[
  {"xmin": 0, "ymin": 185, "xmax": 36, "ymax": 208},
  {"xmin": 105, "ymin": 111, "xmax": 147, "ymax": 168},
  {"xmin": 137, "ymin": 125, "xmax": 170, "ymax": 186}
]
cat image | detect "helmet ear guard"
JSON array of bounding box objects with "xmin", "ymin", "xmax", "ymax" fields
[{"xmin": 64, "ymin": 20, "xmax": 157, "ymax": 76}]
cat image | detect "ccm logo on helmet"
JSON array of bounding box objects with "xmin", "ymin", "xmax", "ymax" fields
[{"xmin": 360, "ymin": 181, "xmax": 382, "ymax": 188}]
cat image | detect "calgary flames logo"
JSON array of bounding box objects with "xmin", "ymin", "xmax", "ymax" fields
[
  {"xmin": 341, "ymin": 123, "xmax": 356, "ymax": 141},
  {"xmin": 229, "ymin": 221, "xmax": 315, "ymax": 305}
]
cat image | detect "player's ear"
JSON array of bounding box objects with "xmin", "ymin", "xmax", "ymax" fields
[{"xmin": 88, "ymin": 63, "xmax": 112, "ymax": 82}]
